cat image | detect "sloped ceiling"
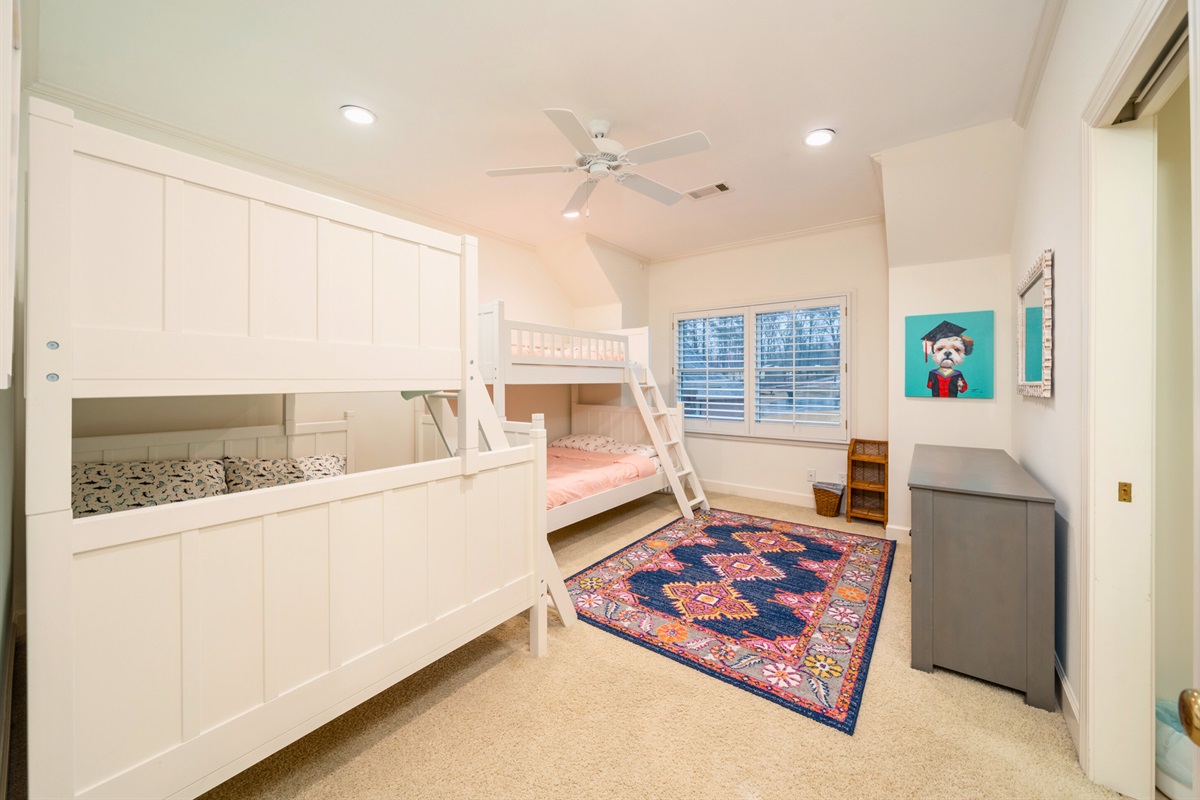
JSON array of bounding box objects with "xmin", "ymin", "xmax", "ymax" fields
[{"xmin": 29, "ymin": 0, "xmax": 1047, "ymax": 260}]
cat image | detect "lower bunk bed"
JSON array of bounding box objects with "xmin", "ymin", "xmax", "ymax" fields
[
  {"xmin": 418, "ymin": 401, "xmax": 685, "ymax": 531},
  {"xmin": 417, "ymin": 401, "xmax": 702, "ymax": 627},
  {"xmin": 54, "ymin": 411, "xmax": 549, "ymax": 799}
]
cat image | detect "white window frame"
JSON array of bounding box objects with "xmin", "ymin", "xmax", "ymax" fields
[{"xmin": 673, "ymin": 294, "xmax": 850, "ymax": 444}]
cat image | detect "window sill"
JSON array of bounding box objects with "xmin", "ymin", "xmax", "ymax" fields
[{"xmin": 683, "ymin": 430, "xmax": 851, "ymax": 449}]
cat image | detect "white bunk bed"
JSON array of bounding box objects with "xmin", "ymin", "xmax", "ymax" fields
[
  {"xmin": 474, "ymin": 300, "xmax": 707, "ymax": 526},
  {"xmin": 417, "ymin": 302, "xmax": 709, "ymax": 626},
  {"xmin": 24, "ymin": 99, "xmax": 548, "ymax": 800}
]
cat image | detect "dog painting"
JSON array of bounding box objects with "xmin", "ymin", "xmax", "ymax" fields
[{"xmin": 905, "ymin": 311, "xmax": 994, "ymax": 399}]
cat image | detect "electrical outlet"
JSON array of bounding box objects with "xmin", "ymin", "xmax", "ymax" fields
[
  {"xmin": 838, "ymin": 473, "xmax": 847, "ymax": 484},
  {"xmin": 806, "ymin": 469, "xmax": 817, "ymax": 482}
]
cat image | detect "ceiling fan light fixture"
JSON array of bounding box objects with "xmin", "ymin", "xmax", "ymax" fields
[
  {"xmin": 340, "ymin": 105, "xmax": 377, "ymax": 125},
  {"xmin": 562, "ymin": 210, "xmax": 580, "ymax": 219},
  {"xmin": 804, "ymin": 128, "xmax": 836, "ymax": 147}
]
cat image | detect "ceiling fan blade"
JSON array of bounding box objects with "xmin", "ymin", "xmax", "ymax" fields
[
  {"xmin": 617, "ymin": 172, "xmax": 683, "ymax": 206},
  {"xmin": 544, "ymin": 108, "xmax": 599, "ymax": 155},
  {"xmin": 624, "ymin": 131, "xmax": 710, "ymax": 166},
  {"xmin": 485, "ymin": 165, "xmax": 576, "ymax": 177},
  {"xmin": 562, "ymin": 179, "xmax": 599, "ymax": 216}
]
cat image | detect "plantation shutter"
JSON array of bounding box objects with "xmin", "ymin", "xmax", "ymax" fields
[
  {"xmin": 751, "ymin": 301, "xmax": 845, "ymax": 440},
  {"xmin": 675, "ymin": 312, "xmax": 745, "ymax": 432},
  {"xmin": 673, "ymin": 294, "xmax": 848, "ymax": 443}
]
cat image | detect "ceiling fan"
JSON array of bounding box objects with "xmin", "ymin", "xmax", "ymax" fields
[{"xmin": 486, "ymin": 108, "xmax": 710, "ymax": 217}]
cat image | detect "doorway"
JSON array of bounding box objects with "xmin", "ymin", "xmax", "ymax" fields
[{"xmin": 1081, "ymin": 4, "xmax": 1196, "ymax": 798}]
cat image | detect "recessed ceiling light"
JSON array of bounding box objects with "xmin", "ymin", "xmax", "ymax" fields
[
  {"xmin": 340, "ymin": 105, "xmax": 376, "ymax": 125},
  {"xmin": 805, "ymin": 128, "xmax": 836, "ymax": 147},
  {"xmin": 562, "ymin": 210, "xmax": 580, "ymax": 219}
]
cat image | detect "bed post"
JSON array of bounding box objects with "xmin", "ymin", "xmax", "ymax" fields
[
  {"xmin": 283, "ymin": 393, "xmax": 297, "ymax": 434},
  {"xmin": 25, "ymin": 98, "xmax": 77, "ymax": 800},
  {"xmin": 532, "ymin": 414, "xmax": 578, "ymax": 627},
  {"xmin": 529, "ymin": 415, "xmax": 547, "ymax": 655},
  {"xmin": 458, "ymin": 235, "xmax": 479, "ymax": 475},
  {"xmin": 492, "ymin": 299, "xmax": 506, "ymax": 419}
]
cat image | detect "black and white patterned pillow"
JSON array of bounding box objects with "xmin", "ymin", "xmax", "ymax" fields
[
  {"xmin": 296, "ymin": 454, "xmax": 347, "ymax": 480},
  {"xmin": 223, "ymin": 455, "xmax": 347, "ymax": 494},
  {"xmin": 71, "ymin": 459, "xmax": 227, "ymax": 518}
]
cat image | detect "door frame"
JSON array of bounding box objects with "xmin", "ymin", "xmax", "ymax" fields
[{"xmin": 1080, "ymin": 0, "xmax": 1193, "ymax": 797}]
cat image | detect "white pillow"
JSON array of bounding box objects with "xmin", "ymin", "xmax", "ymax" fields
[
  {"xmin": 549, "ymin": 434, "xmax": 616, "ymax": 452},
  {"xmin": 591, "ymin": 440, "xmax": 659, "ymax": 459}
]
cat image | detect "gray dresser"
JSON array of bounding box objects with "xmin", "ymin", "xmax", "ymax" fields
[{"xmin": 908, "ymin": 444, "xmax": 1056, "ymax": 711}]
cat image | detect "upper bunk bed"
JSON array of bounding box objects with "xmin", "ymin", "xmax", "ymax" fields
[
  {"xmin": 478, "ymin": 300, "xmax": 650, "ymax": 393},
  {"xmin": 23, "ymin": 98, "xmax": 548, "ymax": 800}
]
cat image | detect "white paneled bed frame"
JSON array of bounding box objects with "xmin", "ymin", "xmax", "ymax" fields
[
  {"xmin": 24, "ymin": 99, "xmax": 547, "ymax": 800},
  {"xmin": 419, "ymin": 402, "xmax": 685, "ymax": 532},
  {"xmin": 478, "ymin": 300, "xmax": 650, "ymax": 416},
  {"xmin": 473, "ymin": 299, "xmax": 707, "ymax": 523}
]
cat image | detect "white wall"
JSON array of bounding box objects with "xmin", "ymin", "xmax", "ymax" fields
[
  {"xmin": 479, "ymin": 237, "xmax": 575, "ymax": 327},
  {"xmin": 882, "ymin": 120, "xmax": 1023, "ymax": 268},
  {"xmin": 647, "ymin": 220, "xmax": 888, "ymax": 510},
  {"xmin": 1154, "ymin": 79, "xmax": 1192, "ymax": 705},
  {"xmin": 878, "ymin": 121, "xmax": 1022, "ymax": 536},
  {"xmin": 590, "ymin": 238, "xmax": 649, "ymax": 327},
  {"xmin": 886, "ymin": 256, "xmax": 1013, "ymax": 531},
  {"xmin": 1007, "ymin": 0, "xmax": 1142, "ymax": 741}
]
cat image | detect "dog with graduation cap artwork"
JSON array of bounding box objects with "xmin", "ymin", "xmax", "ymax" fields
[{"xmin": 922, "ymin": 319, "xmax": 973, "ymax": 398}]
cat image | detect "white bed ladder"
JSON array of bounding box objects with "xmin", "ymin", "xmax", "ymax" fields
[{"xmin": 627, "ymin": 368, "xmax": 709, "ymax": 519}]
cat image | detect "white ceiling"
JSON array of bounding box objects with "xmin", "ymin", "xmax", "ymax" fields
[{"xmin": 31, "ymin": 0, "xmax": 1047, "ymax": 261}]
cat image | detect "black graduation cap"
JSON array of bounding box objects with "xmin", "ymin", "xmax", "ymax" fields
[{"xmin": 920, "ymin": 320, "xmax": 967, "ymax": 362}]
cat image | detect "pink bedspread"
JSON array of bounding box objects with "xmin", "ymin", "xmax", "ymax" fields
[{"xmin": 545, "ymin": 447, "xmax": 657, "ymax": 510}]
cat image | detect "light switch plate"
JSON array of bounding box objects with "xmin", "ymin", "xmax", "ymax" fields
[{"xmin": 1118, "ymin": 482, "xmax": 1132, "ymax": 503}]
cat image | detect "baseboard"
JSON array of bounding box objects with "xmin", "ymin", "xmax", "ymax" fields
[
  {"xmin": 886, "ymin": 524, "xmax": 909, "ymax": 541},
  {"xmin": 1055, "ymin": 654, "xmax": 1081, "ymax": 758},
  {"xmin": 700, "ymin": 480, "xmax": 814, "ymax": 509},
  {"xmin": 0, "ymin": 607, "xmax": 16, "ymax": 800}
]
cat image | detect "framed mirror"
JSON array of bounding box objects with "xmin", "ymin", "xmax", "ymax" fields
[{"xmin": 1017, "ymin": 249, "xmax": 1053, "ymax": 397}]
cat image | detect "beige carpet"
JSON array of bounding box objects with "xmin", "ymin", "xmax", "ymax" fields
[
  {"xmin": 196, "ymin": 492, "xmax": 1115, "ymax": 800},
  {"xmin": 10, "ymin": 493, "xmax": 1121, "ymax": 799}
]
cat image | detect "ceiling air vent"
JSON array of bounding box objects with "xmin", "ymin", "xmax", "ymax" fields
[{"xmin": 686, "ymin": 182, "xmax": 731, "ymax": 200}]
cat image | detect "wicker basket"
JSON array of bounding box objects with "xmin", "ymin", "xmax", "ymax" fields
[{"xmin": 813, "ymin": 482, "xmax": 844, "ymax": 517}]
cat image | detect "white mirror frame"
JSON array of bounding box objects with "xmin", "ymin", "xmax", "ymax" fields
[{"xmin": 1016, "ymin": 249, "xmax": 1053, "ymax": 398}]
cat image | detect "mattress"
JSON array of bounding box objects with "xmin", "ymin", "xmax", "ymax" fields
[{"xmin": 545, "ymin": 446, "xmax": 658, "ymax": 509}]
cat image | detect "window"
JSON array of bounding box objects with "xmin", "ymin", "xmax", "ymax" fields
[{"xmin": 674, "ymin": 295, "xmax": 848, "ymax": 443}]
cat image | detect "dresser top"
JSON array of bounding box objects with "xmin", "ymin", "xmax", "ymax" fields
[{"xmin": 908, "ymin": 444, "xmax": 1055, "ymax": 504}]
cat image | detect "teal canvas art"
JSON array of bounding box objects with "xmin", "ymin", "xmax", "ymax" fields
[{"xmin": 904, "ymin": 310, "xmax": 995, "ymax": 399}]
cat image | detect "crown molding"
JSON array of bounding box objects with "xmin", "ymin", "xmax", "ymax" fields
[
  {"xmin": 648, "ymin": 215, "xmax": 884, "ymax": 265},
  {"xmin": 1013, "ymin": 0, "xmax": 1067, "ymax": 128},
  {"xmin": 24, "ymin": 81, "xmax": 539, "ymax": 253},
  {"xmin": 583, "ymin": 234, "xmax": 649, "ymax": 265}
]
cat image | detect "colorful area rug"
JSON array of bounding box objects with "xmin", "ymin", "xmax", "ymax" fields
[{"xmin": 566, "ymin": 508, "xmax": 894, "ymax": 734}]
